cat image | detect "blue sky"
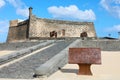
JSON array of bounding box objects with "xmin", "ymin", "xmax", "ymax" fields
[{"xmin": 0, "ymin": 0, "xmax": 120, "ymax": 42}]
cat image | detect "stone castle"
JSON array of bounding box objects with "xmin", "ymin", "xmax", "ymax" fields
[{"xmin": 7, "ymin": 7, "xmax": 97, "ymax": 42}]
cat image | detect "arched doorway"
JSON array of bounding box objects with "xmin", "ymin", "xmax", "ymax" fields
[
  {"xmin": 80, "ymin": 32, "xmax": 88, "ymax": 40},
  {"xmin": 50, "ymin": 31, "xmax": 57, "ymax": 38}
]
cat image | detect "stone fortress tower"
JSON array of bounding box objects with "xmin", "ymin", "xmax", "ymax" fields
[{"xmin": 7, "ymin": 7, "xmax": 97, "ymax": 42}]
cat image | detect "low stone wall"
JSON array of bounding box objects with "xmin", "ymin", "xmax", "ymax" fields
[
  {"xmin": 0, "ymin": 40, "xmax": 55, "ymax": 65},
  {"xmin": 77, "ymin": 40, "xmax": 120, "ymax": 51},
  {"xmin": 34, "ymin": 39, "xmax": 80, "ymax": 78}
]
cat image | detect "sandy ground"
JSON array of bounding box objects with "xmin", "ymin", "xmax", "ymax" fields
[
  {"xmin": 47, "ymin": 51, "xmax": 120, "ymax": 80},
  {"xmin": 0, "ymin": 50, "xmax": 15, "ymax": 57}
]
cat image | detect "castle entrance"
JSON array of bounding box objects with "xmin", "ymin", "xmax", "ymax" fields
[
  {"xmin": 80, "ymin": 32, "xmax": 88, "ymax": 40},
  {"xmin": 50, "ymin": 31, "xmax": 57, "ymax": 38}
]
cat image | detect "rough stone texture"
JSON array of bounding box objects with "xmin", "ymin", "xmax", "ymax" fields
[
  {"xmin": 7, "ymin": 9, "xmax": 96, "ymax": 42},
  {"xmin": 34, "ymin": 39, "xmax": 80, "ymax": 77},
  {"xmin": 69, "ymin": 48, "xmax": 101, "ymax": 64},
  {"xmin": 0, "ymin": 40, "xmax": 73, "ymax": 79},
  {"xmin": 7, "ymin": 20, "xmax": 29, "ymax": 42},
  {"xmin": 9, "ymin": 20, "xmax": 18, "ymax": 27},
  {"xmin": 1, "ymin": 39, "xmax": 120, "ymax": 79},
  {"xmin": 29, "ymin": 15, "xmax": 96, "ymax": 38},
  {"xmin": 34, "ymin": 39, "xmax": 120, "ymax": 78},
  {"xmin": 0, "ymin": 40, "xmax": 54, "ymax": 65},
  {"xmin": 77, "ymin": 40, "xmax": 120, "ymax": 51},
  {"xmin": 35, "ymin": 50, "xmax": 67, "ymax": 77},
  {"xmin": 0, "ymin": 41, "xmax": 45, "ymax": 51}
]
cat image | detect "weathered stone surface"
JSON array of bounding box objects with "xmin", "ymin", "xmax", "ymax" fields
[
  {"xmin": 10, "ymin": 20, "xmax": 18, "ymax": 27},
  {"xmin": 35, "ymin": 50, "xmax": 67, "ymax": 76},
  {"xmin": 69, "ymin": 48, "xmax": 101, "ymax": 64},
  {"xmin": 29, "ymin": 16, "xmax": 96, "ymax": 38},
  {"xmin": 0, "ymin": 40, "xmax": 54, "ymax": 65},
  {"xmin": 68, "ymin": 48, "xmax": 101, "ymax": 75},
  {"xmin": 34, "ymin": 39, "xmax": 80, "ymax": 77},
  {"xmin": 7, "ymin": 20, "xmax": 29, "ymax": 42},
  {"xmin": 77, "ymin": 40, "xmax": 120, "ymax": 51},
  {"xmin": 7, "ymin": 8, "xmax": 96, "ymax": 42},
  {"xmin": 0, "ymin": 41, "xmax": 44, "ymax": 50},
  {"xmin": 0, "ymin": 40, "xmax": 73, "ymax": 79}
]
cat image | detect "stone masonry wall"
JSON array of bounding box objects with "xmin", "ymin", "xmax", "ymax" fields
[
  {"xmin": 7, "ymin": 20, "xmax": 28, "ymax": 42},
  {"xmin": 7, "ymin": 14, "xmax": 97, "ymax": 42},
  {"xmin": 29, "ymin": 15, "xmax": 96, "ymax": 38},
  {"xmin": 75, "ymin": 39, "xmax": 120, "ymax": 51}
]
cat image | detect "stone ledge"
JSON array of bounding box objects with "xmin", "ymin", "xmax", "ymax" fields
[
  {"xmin": 34, "ymin": 39, "xmax": 80, "ymax": 78},
  {"xmin": 78, "ymin": 40, "xmax": 120, "ymax": 51},
  {"xmin": 0, "ymin": 40, "xmax": 55, "ymax": 65}
]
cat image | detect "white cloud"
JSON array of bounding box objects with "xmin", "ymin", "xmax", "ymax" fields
[
  {"xmin": 0, "ymin": 0, "xmax": 5, "ymax": 8},
  {"xmin": 16, "ymin": 8, "xmax": 29, "ymax": 17},
  {"xmin": 106, "ymin": 25, "xmax": 120, "ymax": 32},
  {"xmin": 48, "ymin": 5, "xmax": 96, "ymax": 21},
  {"xmin": 113, "ymin": 0, "xmax": 120, "ymax": 4},
  {"xmin": 0, "ymin": 20, "xmax": 9, "ymax": 33},
  {"xmin": 100, "ymin": 0, "xmax": 120, "ymax": 18},
  {"xmin": 7, "ymin": 0, "xmax": 29, "ymax": 17}
]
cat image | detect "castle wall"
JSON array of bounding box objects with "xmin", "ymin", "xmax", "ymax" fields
[
  {"xmin": 7, "ymin": 7, "xmax": 97, "ymax": 42},
  {"xmin": 29, "ymin": 15, "xmax": 96, "ymax": 38},
  {"xmin": 7, "ymin": 14, "xmax": 97, "ymax": 42},
  {"xmin": 7, "ymin": 20, "xmax": 28, "ymax": 42}
]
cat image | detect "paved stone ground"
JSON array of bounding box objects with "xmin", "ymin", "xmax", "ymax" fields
[{"xmin": 0, "ymin": 40, "xmax": 74, "ymax": 79}]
